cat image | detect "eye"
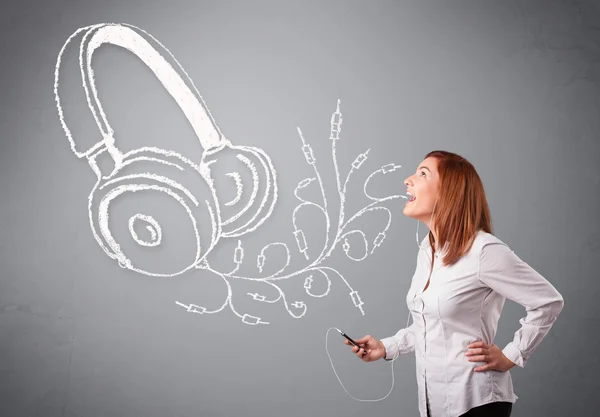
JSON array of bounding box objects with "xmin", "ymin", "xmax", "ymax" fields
[{"xmin": 420, "ymin": 171, "xmax": 426, "ymax": 177}]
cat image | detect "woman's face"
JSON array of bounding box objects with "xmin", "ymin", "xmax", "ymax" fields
[{"xmin": 403, "ymin": 157, "xmax": 440, "ymax": 225}]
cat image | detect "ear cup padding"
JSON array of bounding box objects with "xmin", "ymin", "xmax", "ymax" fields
[
  {"xmin": 89, "ymin": 148, "xmax": 220, "ymax": 276},
  {"xmin": 200, "ymin": 143, "xmax": 277, "ymax": 238}
]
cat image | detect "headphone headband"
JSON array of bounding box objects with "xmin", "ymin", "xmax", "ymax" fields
[{"xmin": 55, "ymin": 23, "xmax": 225, "ymax": 160}]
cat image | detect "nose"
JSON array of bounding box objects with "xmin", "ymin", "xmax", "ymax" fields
[{"xmin": 404, "ymin": 176, "xmax": 413, "ymax": 186}]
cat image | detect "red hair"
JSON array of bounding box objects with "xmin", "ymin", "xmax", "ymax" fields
[{"xmin": 424, "ymin": 150, "xmax": 493, "ymax": 266}]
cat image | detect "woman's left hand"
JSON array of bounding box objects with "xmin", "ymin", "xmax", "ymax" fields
[{"xmin": 466, "ymin": 341, "xmax": 516, "ymax": 372}]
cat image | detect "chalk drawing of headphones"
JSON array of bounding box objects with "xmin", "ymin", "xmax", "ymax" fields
[{"xmin": 54, "ymin": 23, "xmax": 278, "ymax": 276}]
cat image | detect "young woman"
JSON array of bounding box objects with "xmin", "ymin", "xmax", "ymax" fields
[{"xmin": 344, "ymin": 150, "xmax": 564, "ymax": 417}]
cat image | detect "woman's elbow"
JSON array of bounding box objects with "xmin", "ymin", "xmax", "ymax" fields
[{"xmin": 551, "ymin": 293, "xmax": 564, "ymax": 320}]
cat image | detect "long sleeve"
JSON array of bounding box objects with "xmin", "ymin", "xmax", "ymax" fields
[
  {"xmin": 381, "ymin": 321, "xmax": 417, "ymax": 361},
  {"xmin": 478, "ymin": 242, "xmax": 564, "ymax": 368}
]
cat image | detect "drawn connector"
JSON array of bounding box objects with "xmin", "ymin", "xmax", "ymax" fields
[
  {"xmin": 350, "ymin": 291, "xmax": 363, "ymax": 309},
  {"xmin": 329, "ymin": 108, "xmax": 342, "ymax": 141},
  {"xmin": 292, "ymin": 301, "xmax": 305, "ymax": 309},
  {"xmin": 241, "ymin": 313, "xmax": 262, "ymax": 325},
  {"xmin": 257, "ymin": 254, "xmax": 266, "ymax": 272},
  {"xmin": 175, "ymin": 301, "xmax": 207, "ymax": 314},
  {"xmin": 302, "ymin": 144, "xmax": 316, "ymax": 165},
  {"xmin": 186, "ymin": 304, "xmax": 206, "ymax": 314},
  {"xmin": 190, "ymin": 304, "xmax": 206, "ymax": 314},
  {"xmin": 342, "ymin": 238, "xmax": 350, "ymax": 253},
  {"xmin": 382, "ymin": 163, "xmax": 400, "ymax": 174},
  {"xmin": 248, "ymin": 293, "xmax": 266, "ymax": 302},
  {"xmin": 195, "ymin": 258, "xmax": 210, "ymax": 269},
  {"xmin": 234, "ymin": 240, "xmax": 244, "ymax": 264},
  {"xmin": 297, "ymin": 177, "xmax": 314, "ymax": 189},
  {"xmin": 304, "ymin": 275, "xmax": 313, "ymax": 290},
  {"xmin": 373, "ymin": 232, "xmax": 386, "ymax": 248},
  {"xmin": 351, "ymin": 151, "xmax": 369, "ymax": 169},
  {"xmin": 293, "ymin": 229, "xmax": 308, "ymax": 255},
  {"xmin": 329, "ymin": 128, "xmax": 340, "ymax": 141}
]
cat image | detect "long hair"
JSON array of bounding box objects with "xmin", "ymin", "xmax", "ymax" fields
[{"xmin": 425, "ymin": 150, "xmax": 493, "ymax": 266}]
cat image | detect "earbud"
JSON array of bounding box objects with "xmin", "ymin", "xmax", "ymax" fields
[{"xmin": 54, "ymin": 23, "xmax": 278, "ymax": 276}]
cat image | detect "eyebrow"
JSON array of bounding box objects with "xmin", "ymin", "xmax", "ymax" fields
[{"xmin": 417, "ymin": 166, "xmax": 431, "ymax": 173}]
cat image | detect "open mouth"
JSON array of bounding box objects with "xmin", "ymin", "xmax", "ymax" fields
[{"xmin": 406, "ymin": 193, "xmax": 416, "ymax": 204}]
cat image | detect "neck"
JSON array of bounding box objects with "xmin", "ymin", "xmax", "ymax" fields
[{"xmin": 423, "ymin": 221, "xmax": 437, "ymax": 244}]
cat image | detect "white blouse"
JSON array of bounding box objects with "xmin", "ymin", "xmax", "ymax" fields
[{"xmin": 381, "ymin": 230, "xmax": 564, "ymax": 417}]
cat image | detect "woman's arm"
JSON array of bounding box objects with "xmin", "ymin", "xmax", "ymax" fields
[
  {"xmin": 380, "ymin": 320, "xmax": 417, "ymax": 361},
  {"xmin": 478, "ymin": 242, "xmax": 564, "ymax": 368}
]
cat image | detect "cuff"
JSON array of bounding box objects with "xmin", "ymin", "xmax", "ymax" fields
[
  {"xmin": 502, "ymin": 342, "xmax": 525, "ymax": 368},
  {"xmin": 381, "ymin": 337, "xmax": 397, "ymax": 361}
]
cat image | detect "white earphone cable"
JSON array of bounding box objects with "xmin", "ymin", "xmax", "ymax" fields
[
  {"xmin": 326, "ymin": 199, "xmax": 438, "ymax": 401},
  {"xmin": 416, "ymin": 198, "xmax": 438, "ymax": 250},
  {"xmin": 325, "ymin": 306, "xmax": 411, "ymax": 402}
]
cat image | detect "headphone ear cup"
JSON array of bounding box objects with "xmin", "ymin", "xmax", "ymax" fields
[
  {"xmin": 89, "ymin": 148, "xmax": 221, "ymax": 276},
  {"xmin": 200, "ymin": 144, "xmax": 277, "ymax": 238}
]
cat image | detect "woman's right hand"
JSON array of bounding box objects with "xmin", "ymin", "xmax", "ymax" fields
[{"xmin": 344, "ymin": 335, "xmax": 387, "ymax": 362}]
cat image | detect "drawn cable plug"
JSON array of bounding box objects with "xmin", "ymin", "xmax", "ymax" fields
[
  {"xmin": 329, "ymin": 99, "xmax": 342, "ymax": 141},
  {"xmin": 233, "ymin": 240, "xmax": 244, "ymax": 265},
  {"xmin": 293, "ymin": 228, "xmax": 309, "ymax": 260},
  {"xmin": 349, "ymin": 291, "xmax": 365, "ymax": 315},
  {"xmin": 303, "ymin": 275, "xmax": 313, "ymax": 290},
  {"xmin": 382, "ymin": 163, "xmax": 401, "ymax": 174},
  {"xmin": 371, "ymin": 232, "xmax": 387, "ymax": 254},
  {"xmin": 302, "ymin": 144, "xmax": 316, "ymax": 165},
  {"xmin": 248, "ymin": 292, "xmax": 266, "ymax": 302},
  {"xmin": 175, "ymin": 301, "xmax": 206, "ymax": 314},
  {"xmin": 257, "ymin": 254, "xmax": 266, "ymax": 272},
  {"xmin": 351, "ymin": 150, "xmax": 370, "ymax": 170},
  {"xmin": 292, "ymin": 301, "xmax": 306, "ymax": 309},
  {"xmin": 342, "ymin": 238, "xmax": 351, "ymax": 255},
  {"xmin": 297, "ymin": 128, "xmax": 316, "ymax": 165},
  {"xmin": 242, "ymin": 313, "xmax": 268, "ymax": 325},
  {"xmin": 297, "ymin": 177, "xmax": 315, "ymax": 189}
]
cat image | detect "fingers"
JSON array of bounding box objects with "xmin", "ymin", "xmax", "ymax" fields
[
  {"xmin": 473, "ymin": 363, "xmax": 493, "ymax": 372},
  {"xmin": 342, "ymin": 335, "xmax": 374, "ymax": 361},
  {"xmin": 465, "ymin": 341, "xmax": 509, "ymax": 372},
  {"xmin": 344, "ymin": 340, "xmax": 363, "ymax": 349},
  {"xmin": 469, "ymin": 354, "xmax": 495, "ymax": 371},
  {"xmin": 357, "ymin": 347, "xmax": 369, "ymax": 359},
  {"xmin": 465, "ymin": 347, "xmax": 487, "ymax": 356},
  {"xmin": 351, "ymin": 345, "xmax": 366, "ymax": 354},
  {"xmin": 350, "ymin": 345, "xmax": 370, "ymax": 358}
]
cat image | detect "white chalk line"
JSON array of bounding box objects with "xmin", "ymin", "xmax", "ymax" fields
[{"xmin": 55, "ymin": 22, "xmax": 408, "ymax": 325}]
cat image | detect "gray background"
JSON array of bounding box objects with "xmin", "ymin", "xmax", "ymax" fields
[{"xmin": 0, "ymin": 0, "xmax": 598, "ymax": 416}]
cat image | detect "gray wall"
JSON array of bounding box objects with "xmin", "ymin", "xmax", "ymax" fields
[{"xmin": 1, "ymin": 0, "xmax": 598, "ymax": 416}]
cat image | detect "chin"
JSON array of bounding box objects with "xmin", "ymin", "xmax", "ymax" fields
[{"xmin": 403, "ymin": 206, "xmax": 428, "ymax": 222}]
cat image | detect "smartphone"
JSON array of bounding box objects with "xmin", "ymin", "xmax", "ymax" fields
[{"xmin": 337, "ymin": 329, "xmax": 363, "ymax": 350}]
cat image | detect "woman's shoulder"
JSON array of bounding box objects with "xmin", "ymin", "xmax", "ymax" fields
[{"xmin": 472, "ymin": 230, "xmax": 510, "ymax": 253}]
